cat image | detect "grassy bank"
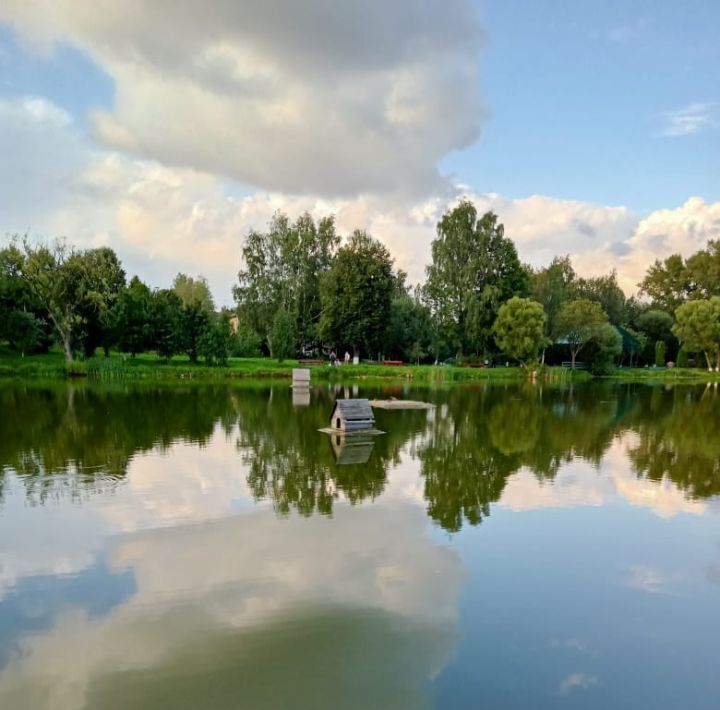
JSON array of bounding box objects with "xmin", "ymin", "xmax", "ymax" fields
[
  {"xmin": 605, "ymin": 367, "xmax": 720, "ymax": 382},
  {"xmin": 0, "ymin": 350, "xmax": 545, "ymax": 383}
]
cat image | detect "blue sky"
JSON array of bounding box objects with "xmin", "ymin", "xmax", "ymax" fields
[
  {"xmin": 446, "ymin": 0, "xmax": 718, "ymax": 212},
  {"xmin": 0, "ymin": 0, "xmax": 718, "ymax": 301}
]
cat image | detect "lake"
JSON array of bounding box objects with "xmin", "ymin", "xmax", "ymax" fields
[{"xmin": 0, "ymin": 380, "xmax": 718, "ymax": 709}]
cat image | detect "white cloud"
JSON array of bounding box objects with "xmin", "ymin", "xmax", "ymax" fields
[
  {"xmin": 659, "ymin": 102, "xmax": 716, "ymax": 137},
  {"xmin": 0, "ymin": 502, "xmax": 462, "ymax": 710},
  {"xmin": 498, "ymin": 434, "xmax": 710, "ymax": 519},
  {"xmin": 557, "ymin": 672, "xmax": 598, "ymax": 696},
  {"xmin": 1, "ymin": 0, "xmax": 483, "ymax": 197},
  {"xmin": 3, "ymin": 95, "xmax": 719, "ymax": 305}
]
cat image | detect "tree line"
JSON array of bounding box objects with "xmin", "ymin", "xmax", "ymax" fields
[{"xmin": 3, "ymin": 199, "xmax": 720, "ymax": 369}]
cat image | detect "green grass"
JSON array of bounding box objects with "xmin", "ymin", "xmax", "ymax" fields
[
  {"xmin": 0, "ymin": 349, "xmax": 534, "ymax": 383},
  {"xmin": 4, "ymin": 350, "xmax": 672, "ymax": 384},
  {"xmin": 605, "ymin": 367, "xmax": 720, "ymax": 381}
]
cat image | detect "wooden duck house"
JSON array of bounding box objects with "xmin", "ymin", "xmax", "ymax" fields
[{"xmin": 329, "ymin": 398, "xmax": 374, "ymax": 432}]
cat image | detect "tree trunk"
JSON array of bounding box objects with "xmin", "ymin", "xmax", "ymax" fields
[
  {"xmin": 571, "ymin": 349, "xmax": 576, "ymax": 370},
  {"xmin": 62, "ymin": 334, "xmax": 73, "ymax": 362},
  {"xmin": 705, "ymin": 350, "xmax": 713, "ymax": 371}
]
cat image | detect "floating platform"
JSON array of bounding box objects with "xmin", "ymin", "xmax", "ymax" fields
[
  {"xmin": 369, "ymin": 399, "xmax": 435, "ymax": 410},
  {"xmin": 318, "ymin": 427, "xmax": 385, "ymax": 436}
]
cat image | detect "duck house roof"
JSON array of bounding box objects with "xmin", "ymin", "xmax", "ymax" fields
[{"xmin": 330, "ymin": 398, "xmax": 374, "ymax": 423}]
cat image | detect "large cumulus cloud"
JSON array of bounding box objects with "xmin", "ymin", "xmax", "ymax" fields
[{"xmin": 1, "ymin": 0, "xmax": 483, "ymax": 197}]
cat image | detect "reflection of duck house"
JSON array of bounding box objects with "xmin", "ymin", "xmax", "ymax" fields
[
  {"xmin": 330, "ymin": 433, "xmax": 375, "ymax": 465},
  {"xmin": 329, "ymin": 399, "xmax": 374, "ymax": 432}
]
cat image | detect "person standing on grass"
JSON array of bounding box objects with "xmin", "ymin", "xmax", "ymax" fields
[
  {"xmin": 330, "ymin": 350, "xmax": 337, "ymax": 367},
  {"xmin": 344, "ymin": 351, "xmax": 351, "ymax": 365}
]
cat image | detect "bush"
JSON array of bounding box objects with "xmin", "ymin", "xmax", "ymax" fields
[
  {"xmin": 654, "ymin": 340, "xmax": 666, "ymax": 367},
  {"xmin": 677, "ymin": 347, "xmax": 689, "ymax": 368},
  {"xmin": 233, "ymin": 323, "xmax": 262, "ymax": 358}
]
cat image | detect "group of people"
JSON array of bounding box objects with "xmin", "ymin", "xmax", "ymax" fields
[{"xmin": 329, "ymin": 350, "xmax": 352, "ymax": 367}]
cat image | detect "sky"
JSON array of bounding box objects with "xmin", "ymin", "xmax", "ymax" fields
[{"xmin": 0, "ymin": 0, "xmax": 718, "ymax": 305}]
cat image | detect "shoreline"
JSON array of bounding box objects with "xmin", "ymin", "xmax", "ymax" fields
[{"xmin": 2, "ymin": 353, "xmax": 718, "ymax": 384}]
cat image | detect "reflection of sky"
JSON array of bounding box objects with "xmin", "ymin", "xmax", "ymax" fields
[
  {"xmin": 0, "ymin": 502, "xmax": 462, "ymax": 710},
  {"xmin": 1, "ymin": 395, "xmax": 720, "ymax": 708}
]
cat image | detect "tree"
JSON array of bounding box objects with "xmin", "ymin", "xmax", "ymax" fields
[
  {"xmin": 423, "ymin": 202, "xmax": 527, "ymax": 357},
  {"xmin": 114, "ymin": 276, "xmax": 153, "ymax": 356},
  {"xmin": 385, "ymin": 292, "xmax": 434, "ymax": 363},
  {"xmin": 492, "ymin": 297, "xmax": 547, "ymax": 367},
  {"xmin": 584, "ymin": 323, "xmax": 622, "ymax": 374},
  {"xmin": 530, "ymin": 256, "xmax": 576, "ymax": 355},
  {"xmin": 672, "ymin": 298, "xmax": 720, "ymax": 370},
  {"xmin": 639, "ymin": 253, "xmax": 693, "ymax": 311},
  {"xmin": 16, "ymin": 241, "xmax": 127, "ymax": 362},
  {"xmin": 3, "ymin": 310, "xmax": 43, "ymax": 356},
  {"xmin": 233, "ymin": 323, "xmax": 262, "ymax": 358},
  {"xmin": 198, "ymin": 314, "xmax": 232, "ymax": 365},
  {"xmin": 654, "ymin": 340, "xmax": 666, "ymax": 367},
  {"xmin": 554, "ymin": 299, "xmax": 609, "ymax": 369},
  {"xmin": 575, "ymin": 271, "xmax": 626, "ymax": 325},
  {"xmin": 637, "ymin": 309, "xmax": 674, "ymax": 343},
  {"xmin": 269, "ymin": 307, "xmax": 296, "ymax": 361},
  {"xmin": 74, "ymin": 247, "xmax": 126, "ymax": 357},
  {"xmin": 173, "ymin": 273, "xmax": 214, "ymax": 312},
  {"xmin": 685, "ymin": 240, "xmax": 720, "ymax": 300},
  {"xmin": 150, "ymin": 289, "xmax": 183, "ymax": 360},
  {"xmin": 0, "ymin": 245, "xmax": 49, "ymax": 355},
  {"xmin": 178, "ymin": 301, "xmax": 210, "ymax": 363},
  {"xmin": 319, "ymin": 231, "xmax": 395, "ymax": 358},
  {"xmin": 234, "ymin": 212, "xmax": 339, "ymax": 351}
]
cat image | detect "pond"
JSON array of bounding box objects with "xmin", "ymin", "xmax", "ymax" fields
[{"xmin": 0, "ymin": 381, "xmax": 718, "ymax": 709}]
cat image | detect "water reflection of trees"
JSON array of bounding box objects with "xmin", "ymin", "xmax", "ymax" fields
[
  {"xmin": 235, "ymin": 388, "xmax": 428, "ymax": 516},
  {"xmin": 626, "ymin": 385, "xmax": 720, "ymax": 499},
  {"xmin": 2, "ymin": 382, "xmax": 719, "ymax": 530},
  {"xmin": 418, "ymin": 385, "xmax": 625, "ymax": 531},
  {"xmin": 0, "ymin": 384, "xmax": 233, "ymax": 502}
]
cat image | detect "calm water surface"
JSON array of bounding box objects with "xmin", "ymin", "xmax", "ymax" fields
[{"xmin": 0, "ymin": 381, "xmax": 719, "ymax": 709}]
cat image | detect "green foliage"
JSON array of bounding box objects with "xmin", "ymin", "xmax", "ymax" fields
[
  {"xmin": 639, "ymin": 242, "xmax": 720, "ymax": 311},
  {"xmin": 530, "ymin": 256, "xmax": 576, "ymax": 337},
  {"xmin": 385, "ymin": 293, "xmax": 434, "ymax": 363},
  {"xmin": 73, "ymin": 247, "xmax": 126, "ymax": 357},
  {"xmin": 554, "ymin": 298, "xmax": 609, "ymax": 368},
  {"xmin": 423, "ymin": 202, "xmax": 527, "ymax": 357},
  {"xmin": 14, "ymin": 240, "xmax": 126, "ymax": 361},
  {"xmin": 585, "ymin": 323, "xmax": 623, "ymax": 374},
  {"xmin": 233, "ymin": 322, "xmax": 263, "ymax": 358},
  {"xmin": 654, "ymin": 340, "xmax": 666, "ymax": 367},
  {"xmin": 319, "ymin": 231, "xmax": 395, "ymax": 358},
  {"xmin": 173, "ymin": 273, "xmax": 214, "ymax": 312},
  {"xmin": 677, "ymin": 347, "xmax": 689, "ymax": 368},
  {"xmin": 3, "ymin": 310, "xmax": 43, "ymax": 355},
  {"xmin": 198, "ymin": 314, "xmax": 232, "ymax": 366},
  {"xmin": 114, "ymin": 276, "xmax": 153, "ymax": 356},
  {"xmin": 637, "ymin": 309, "xmax": 674, "ymax": 343},
  {"xmin": 150, "ymin": 289, "xmax": 183, "ymax": 360},
  {"xmin": 492, "ymin": 297, "xmax": 547, "ymax": 366},
  {"xmin": 672, "ymin": 297, "xmax": 720, "ymax": 369},
  {"xmin": 234, "ymin": 212, "xmax": 339, "ymax": 350},
  {"xmin": 639, "ymin": 253, "xmax": 693, "ymax": 311},
  {"xmin": 269, "ymin": 307, "xmax": 296, "ymax": 361},
  {"xmin": 575, "ymin": 271, "xmax": 626, "ymax": 325},
  {"xmin": 178, "ymin": 301, "xmax": 211, "ymax": 363}
]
